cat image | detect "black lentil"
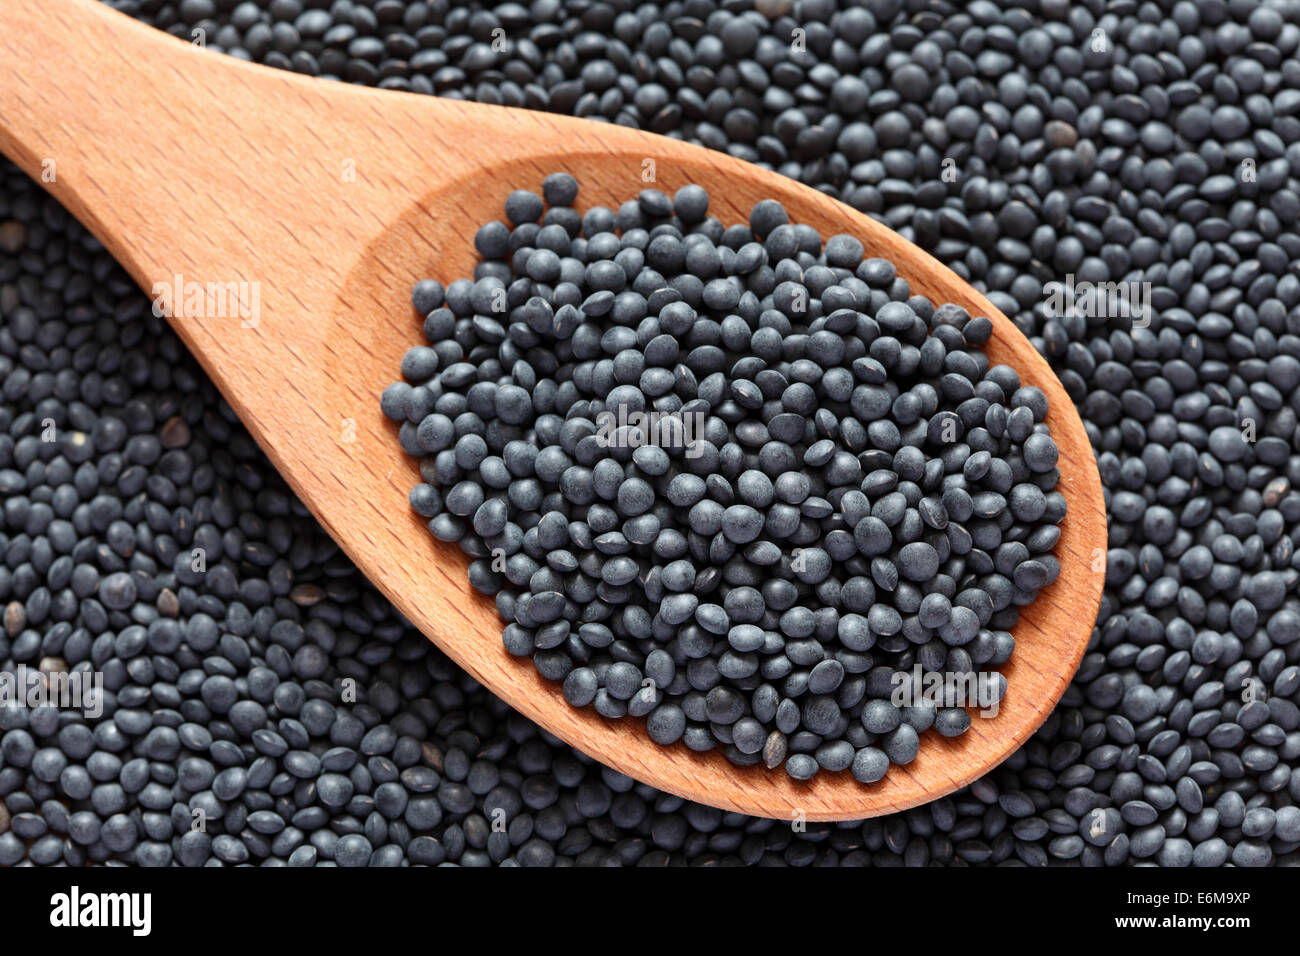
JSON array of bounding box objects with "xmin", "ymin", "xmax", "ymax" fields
[
  {"xmin": 388, "ymin": 173, "xmax": 1065, "ymax": 783},
  {"xmin": 0, "ymin": 0, "xmax": 1292, "ymax": 867}
]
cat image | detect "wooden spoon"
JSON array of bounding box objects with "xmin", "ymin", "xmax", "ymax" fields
[{"xmin": 0, "ymin": 0, "xmax": 1106, "ymax": 821}]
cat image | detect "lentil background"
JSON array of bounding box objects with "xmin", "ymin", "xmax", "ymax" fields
[{"xmin": 0, "ymin": 0, "xmax": 1298, "ymax": 866}]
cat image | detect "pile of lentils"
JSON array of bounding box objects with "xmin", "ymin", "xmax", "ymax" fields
[
  {"xmin": 384, "ymin": 176, "xmax": 1066, "ymax": 783},
  {"xmin": 0, "ymin": 0, "xmax": 1294, "ymax": 866}
]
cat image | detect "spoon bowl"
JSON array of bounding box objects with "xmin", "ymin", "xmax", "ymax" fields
[{"xmin": 0, "ymin": 0, "xmax": 1106, "ymax": 820}]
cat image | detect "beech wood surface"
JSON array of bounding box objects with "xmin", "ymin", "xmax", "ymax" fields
[{"xmin": 0, "ymin": 0, "xmax": 1107, "ymax": 820}]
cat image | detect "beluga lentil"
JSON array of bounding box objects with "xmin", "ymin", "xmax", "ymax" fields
[
  {"xmin": 0, "ymin": 0, "xmax": 1295, "ymax": 867},
  {"xmin": 385, "ymin": 176, "xmax": 1065, "ymax": 783}
]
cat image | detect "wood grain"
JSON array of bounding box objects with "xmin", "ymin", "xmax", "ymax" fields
[{"xmin": 0, "ymin": 0, "xmax": 1107, "ymax": 820}]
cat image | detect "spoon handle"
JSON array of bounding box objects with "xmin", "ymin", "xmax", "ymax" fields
[{"xmin": 0, "ymin": 0, "xmax": 515, "ymax": 315}]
